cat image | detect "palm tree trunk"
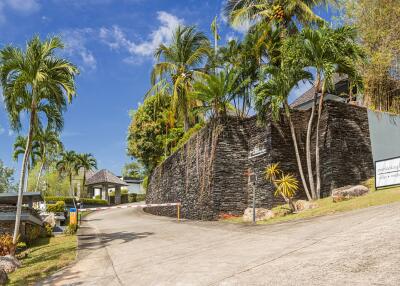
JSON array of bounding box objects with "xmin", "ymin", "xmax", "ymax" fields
[
  {"xmin": 12, "ymin": 114, "xmax": 34, "ymax": 246},
  {"xmin": 82, "ymin": 170, "xmax": 86, "ymax": 198},
  {"xmin": 34, "ymin": 160, "xmax": 45, "ymax": 193},
  {"xmin": 315, "ymin": 81, "xmax": 327, "ymax": 199},
  {"xmin": 306, "ymin": 73, "xmax": 320, "ymax": 200},
  {"xmin": 183, "ymin": 107, "xmax": 190, "ymax": 132},
  {"xmin": 284, "ymin": 101, "xmax": 312, "ymax": 201},
  {"xmin": 69, "ymin": 173, "xmax": 76, "ymax": 209}
]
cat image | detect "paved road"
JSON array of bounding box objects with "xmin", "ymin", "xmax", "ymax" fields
[{"xmin": 44, "ymin": 202, "xmax": 400, "ymax": 286}]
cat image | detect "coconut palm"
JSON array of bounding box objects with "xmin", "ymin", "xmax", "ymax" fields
[
  {"xmin": 255, "ymin": 63, "xmax": 313, "ymax": 200},
  {"xmin": 285, "ymin": 25, "xmax": 363, "ymax": 199},
  {"xmin": 34, "ymin": 127, "xmax": 63, "ymax": 192},
  {"xmin": 56, "ymin": 151, "xmax": 79, "ymax": 199},
  {"xmin": 151, "ymin": 25, "xmax": 211, "ymax": 131},
  {"xmin": 75, "ymin": 153, "xmax": 97, "ymax": 198},
  {"xmin": 0, "ymin": 36, "xmax": 78, "ymax": 245}
]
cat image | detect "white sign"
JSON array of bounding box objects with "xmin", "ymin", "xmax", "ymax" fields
[
  {"xmin": 249, "ymin": 145, "xmax": 267, "ymax": 159},
  {"xmin": 375, "ymin": 157, "xmax": 400, "ymax": 188}
]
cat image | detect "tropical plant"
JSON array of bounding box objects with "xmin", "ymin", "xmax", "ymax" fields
[
  {"xmin": 33, "ymin": 127, "xmax": 63, "ymax": 192},
  {"xmin": 122, "ymin": 161, "xmax": 145, "ymax": 179},
  {"xmin": 0, "ymin": 36, "xmax": 78, "ymax": 245},
  {"xmin": 151, "ymin": 25, "xmax": 211, "ymax": 131},
  {"xmin": 265, "ymin": 163, "xmax": 298, "ymax": 211},
  {"xmin": 284, "ymin": 25, "xmax": 363, "ymax": 199},
  {"xmin": 75, "ymin": 153, "xmax": 97, "ymax": 197},
  {"xmin": 0, "ymin": 160, "xmax": 17, "ymax": 193},
  {"xmin": 56, "ymin": 151, "xmax": 79, "ymax": 203},
  {"xmin": 13, "ymin": 135, "xmax": 41, "ymax": 170},
  {"xmin": 256, "ymin": 63, "xmax": 313, "ymax": 200}
]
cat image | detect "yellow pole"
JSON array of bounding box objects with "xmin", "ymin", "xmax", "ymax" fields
[{"xmin": 177, "ymin": 204, "xmax": 180, "ymax": 221}]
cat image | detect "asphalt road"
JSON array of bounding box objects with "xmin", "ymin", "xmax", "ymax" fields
[{"xmin": 43, "ymin": 202, "xmax": 400, "ymax": 286}]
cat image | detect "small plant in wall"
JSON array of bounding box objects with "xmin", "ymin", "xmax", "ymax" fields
[{"xmin": 265, "ymin": 163, "xmax": 299, "ymax": 212}]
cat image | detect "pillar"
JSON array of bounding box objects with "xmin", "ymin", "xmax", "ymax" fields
[
  {"xmin": 103, "ymin": 184, "xmax": 109, "ymax": 204},
  {"xmin": 115, "ymin": 186, "xmax": 121, "ymax": 205}
]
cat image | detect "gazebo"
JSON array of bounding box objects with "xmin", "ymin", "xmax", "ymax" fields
[{"xmin": 85, "ymin": 169, "xmax": 128, "ymax": 204}]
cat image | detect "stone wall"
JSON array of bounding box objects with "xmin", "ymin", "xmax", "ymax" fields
[{"xmin": 146, "ymin": 101, "xmax": 374, "ymax": 220}]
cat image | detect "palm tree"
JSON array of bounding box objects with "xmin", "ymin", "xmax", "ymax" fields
[
  {"xmin": 192, "ymin": 70, "xmax": 239, "ymax": 119},
  {"xmin": 34, "ymin": 127, "xmax": 63, "ymax": 192},
  {"xmin": 1, "ymin": 36, "xmax": 78, "ymax": 245},
  {"xmin": 255, "ymin": 64, "xmax": 313, "ymax": 200},
  {"xmin": 75, "ymin": 153, "xmax": 97, "ymax": 198},
  {"xmin": 151, "ymin": 25, "xmax": 211, "ymax": 131},
  {"xmin": 56, "ymin": 151, "xmax": 79, "ymax": 202},
  {"xmin": 13, "ymin": 136, "xmax": 41, "ymax": 171},
  {"xmin": 286, "ymin": 25, "xmax": 362, "ymax": 199}
]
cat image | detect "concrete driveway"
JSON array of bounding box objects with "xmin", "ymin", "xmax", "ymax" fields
[{"xmin": 43, "ymin": 202, "xmax": 400, "ymax": 286}]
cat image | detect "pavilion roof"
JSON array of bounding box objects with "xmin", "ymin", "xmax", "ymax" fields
[{"xmin": 85, "ymin": 169, "xmax": 128, "ymax": 186}]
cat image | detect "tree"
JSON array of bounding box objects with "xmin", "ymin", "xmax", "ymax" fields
[
  {"xmin": 122, "ymin": 162, "xmax": 145, "ymax": 179},
  {"xmin": 0, "ymin": 36, "xmax": 78, "ymax": 245},
  {"xmin": 0, "ymin": 160, "xmax": 16, "ymax": 193},
  {"xmin": 285, "ymin": 25, "xmax": 362, "ymax": 199},
  {"xmin": 127, "ymin": 95, "xmax": 184, "ymax": 172},
  {"xmin": 151, "ymin": 25, "xmax": 211, "ymax": 131},
  {"xmin": 75, "ymin": 153, "xmax": 97, "ymax": 197},
  {"xmin": 255, "ymin": 63, "xmax": 313, "ymax": 200},
  {"xmin": 56, "ymin": 151, "xmax": 78, "ymax": 204},
  {"xmin": 13, "ymin": 136, "xmax": 41, "ymax": 171},
  {"xmin": 33, "ymin": 127, "xmax": 63, "ymax": 192}
]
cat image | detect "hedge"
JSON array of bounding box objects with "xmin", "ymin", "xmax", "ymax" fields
[
  {"xmin": 46, "ymin": 201, "xmax": 65, "ymax": 213},
  {"xmin": 44, "ymin": 196, "xmax": 108, "ymax": 206}
]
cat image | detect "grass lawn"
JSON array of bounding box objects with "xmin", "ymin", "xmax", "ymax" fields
[
  {"xmin": 222, "ymin": 186, "xmax": 400, "ymax": 225},
  {"xmin": 8, "ymin": 234, "xmax": 77, "ymax": 285}
]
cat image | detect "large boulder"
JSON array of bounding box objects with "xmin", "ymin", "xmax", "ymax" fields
[
  {"xmin": 0, "ymin": 269, "xmax": 7, "ymax": 285},
  {"xmin": 332, "ymin": 185, "xmax": 369, "ymax": 203},
  {"xmin": 0, "ymin": 255, "xmax": 20, "ymax": 273},
  {"xmin": 243, "ymin": 208, "xmax": 275, "ymax": 222},
  {"xmin": 295, "ymin": 200, "xmax": 318, "ymax": 212},
  {"xmin": 43, "ymin": 213, "xmax": 56, "ymax": 227}
]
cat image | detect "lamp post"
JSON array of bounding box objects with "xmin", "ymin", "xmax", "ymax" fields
[{"xmin": 245, "ymin": 168, "xmax": 257, "ymax": 224}]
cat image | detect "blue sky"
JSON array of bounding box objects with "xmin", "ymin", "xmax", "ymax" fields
[{"xmin": 0, "ymin": 0, "xmax": 335, "ymax": 177}]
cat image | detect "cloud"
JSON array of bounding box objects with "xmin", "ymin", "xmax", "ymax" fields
[
  {"xmin": 60, "ymin": 28, "xmax": 97, "ymax": 71},
  {"xmin": 0, "ymin": 0, "xmax": 40, "ymax": 22},
  {"xmin": 99, "ymin": 11, "xmax": 183, "ymax": 63}
]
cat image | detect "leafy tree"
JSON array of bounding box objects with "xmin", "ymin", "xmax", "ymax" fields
[
  {"xmin": 127, "ymin": 95, "xmax": 184, "ymax": 172},
  {"xmin": 0, "ymin": 36, "xmax": 78, "ymax": 245},
  {"xmin": 151, "ymin": 25, "xmax": 211, "ymax": 131},
  {"xmin": 0, "ymin": 160, "xmax": 16, "ymax": 193},
  {"xmin": 56, "ymin": 151, "xmax": 79, "ymax": 202},
  {"xmin": 122, "ymin": 161, "xmax": 145, "ymax": 179},
  {"xmin": 75, "ymin": 153, "xmax": 97, "ymax": 197}
]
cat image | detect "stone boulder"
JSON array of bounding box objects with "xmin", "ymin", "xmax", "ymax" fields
[
  {"xmin": 43, "ymin": 213, "xmax": 56, "ymax": 227},
  {"xmin": 0, "ymin": 255, "xmax": 20, "ymax": 273},
  {"xmin": 332, "ymin": 185, "xmax": 369, "ymax": 203},
  {"xmin": 243, "ymin": 208, "xmax": 275, "ymax": 222},
  {"xmin": 295, "ymin": 200, "xmax": 318, "ymax": 212},
  {"xmin": 0, "ymin": 269, "xmax": 7, "ymax": 285}
]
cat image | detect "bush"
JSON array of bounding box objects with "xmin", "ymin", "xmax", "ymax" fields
[
  {"xmin": 46, "ymin": 201, "xmax": 65, "ymax": 213},
  {"xmin": 44, "ymin": 196, "xmax": 108, "ymax": 206},
  {"xmin": 24, "ymin": 225, "xmax": 42, "ymax": 244},
  {"xmin": 94, "ymin": 195, "xmax": 101, "ymax": 199},
  {"xmin": 64, "ymin": 224, "xmax": 78, "ymax": 235},
  {"xmin": 128, "ymin": 193, "xmax": 137, "ymax": 203},
  {"xmin": 44, "ymin": 223, "xmax": 53, "ymax": 237},
  {"xmin": 136, "ymin": 194, "xmax": 146, "ymax": 202},
  {"xmin": 0, "ymin": 234, "xmax": 16, "ymax": 256}
]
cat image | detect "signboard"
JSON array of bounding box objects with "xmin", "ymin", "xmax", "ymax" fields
[
  {"xmin": 249, "ymin": 145, "xmax": 267, "ymax": 159},
  {"xmin": 375, "ymin": 157, "xmax": 400, "ymax": 189},
  {"xmin": 69, "ymin": 208, "xmax": 77, "ymax": 225}
]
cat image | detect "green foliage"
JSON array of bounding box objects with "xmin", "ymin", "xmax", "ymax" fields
[
  {"xmin": 0, "ymin": 233, "xmax": 16, "ymax": 256},
  {"xmin": 44, "ymin": 196, "xmax": 108, "ymax": 206},
  {"xmin": 128, "ymin": 193, "xmax": 137, "ymax": 203},
  {"xmin": 171, "ymin": 122, "xmax": 204, "ymax": 153},
  {"xmin": 274, "ymin": 174, "xmax": 299, "ymax": 199},
  {"xmin": 122, "ymin": 161, "xmax": 145, "ymax": 179},
  {"xmin": 46, "ymin": 201, "xmax": 65, "ymax": 213},
  {"xmin": 0, "ymin": 159, "xmax": 17, "ymax": 193},
  {"xmin": 24, "ymin": 225, "xmax": 42, "ymax": 245},
  {"xmin": 64, "ymin": 224, "xmax": 78, "ymax": 235},
  {"xmin": 44, "ymin": 224, "xmax": 53, "ymax": 237},
  {"xmin": 40, "ymin": 164, "xmax": 71, "ymax": 196},
  {"xmin": 136, "ymin": 194, "xmax": 146, "ymax": 202}
]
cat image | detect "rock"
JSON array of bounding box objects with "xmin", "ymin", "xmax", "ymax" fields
[
  {"xmin": 332, "ymin": 185, "xmax": 369, "ymax": 203},
  {"xmin": 243, "ymin": 208, "xmax": 275, "ymax": 222},
  {"xmin": 0, "ymin": 255, "xmax": 21, "ymax": 273},
  {"xmin": 295, "ymin": 200, "xmax": 318, "ymax": 212},
  {"xmin": 0, "ymin": 269, "xmax": 7, "ymax": 285},
  {"xmin": 43, "ymin": 213, "xmax": 56, "ymax": 227}
]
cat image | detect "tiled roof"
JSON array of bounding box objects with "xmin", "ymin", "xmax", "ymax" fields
[{"xmin": 85, "ymin": 169, "xmax": 128, "ymax": 186}]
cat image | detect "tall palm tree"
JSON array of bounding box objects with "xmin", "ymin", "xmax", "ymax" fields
[
  {"xmin": 13, "ymin": 136, "xmax": 41, "ymax": 171},
  {"xmin": 56, "ymin": 151, "xmax": 79, "ymax": 201},
  {"xmin": 285, "ymin": 25, "xmax": 362, "ymax": 199},
  {"xmin": 1, "ymin": 36, "xmax": 78, "ymax": 245},
  {"xmin": 75, "ymin": 153, "xmax": 97, "ymax": 198},
  {"xmin": 34, "ymin": 127, "xmax": 64, "ymax": 192},
  {"xmin": 255, "ymin": 64, "xmax": 313, "ymax": 200},
  {"xmin": 151, "ymin": 25, "xmax": 211, "ymax": 131}
]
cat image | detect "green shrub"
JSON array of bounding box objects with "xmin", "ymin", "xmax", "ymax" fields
[
  {"xmin": 45, "ymin": 196, "xmax": 108, "ymax": 206},
  {"xmin": 46, "ymin": 201, "xmax": 65, "ymax": 213},
  {"xmin": 25, "ymin": 225, "xmax": 42, "ymax": 244},
  {"xmin": 136, "ymin": 194, "xmax": 146, "ymax": 202},
  {"xmin": 172, "ymin": 122, "xmax": 204, "ymax": 153},
  {"xmin": 128, "ymin": 193, "xmax": 137, "ymax": 203},
  {"xmin": 64, "ymin": 224, "xmax": 78, "ymax": 235},
  {"xmin": 94, "ymin": 195, "xmax": 101, "ymax": 199},
  {"xmin": 44, "ymin": 223, "xmax": 53, "ymax": 237}
]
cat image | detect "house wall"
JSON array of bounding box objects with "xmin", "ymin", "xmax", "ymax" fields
[{"xmin": 146, "ymin": 101, "xmax": 374, "ymax": 220}]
